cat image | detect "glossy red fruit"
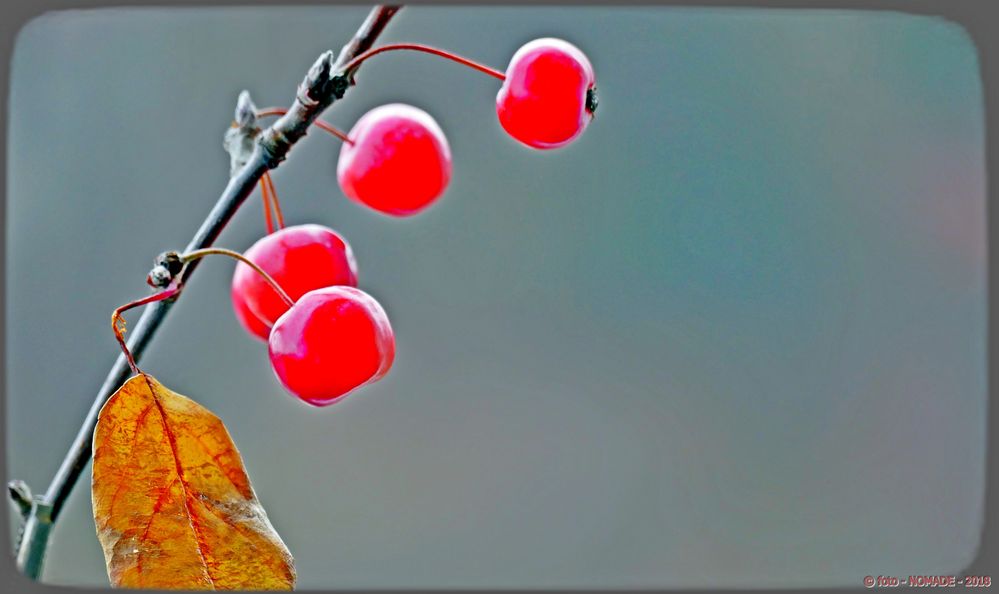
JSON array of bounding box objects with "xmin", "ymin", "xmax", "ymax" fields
[
  {"xmin": 268, "ymin": 286, "xmax": 395, "ymax": 406},
  {"xmin": 496, "ymin": 38, "xmax": 597, "ymax": 149},
  {"xmin": 231, "ymin": 224, "xmax": 358, "ymax": 333},
  {"xmin": 231, "ymin": 284, "xmax": 271, "ymax": 342},
  {"xmin": 337, "ymin": 103, "xmax": 452, "ymax": 217}
]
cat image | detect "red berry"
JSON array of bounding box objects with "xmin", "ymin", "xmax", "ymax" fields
[
  {"xmin": 337, "ymin": 103, "xmax": 452, "ymax": 217},
  {"xmin": 231, "ymin": 224, "xmax": 358, "ymax": 334},
  {"xmin": 231, "ymin": 284, "xmax": 271, "ymax": 342},
  {"xmin": 496, "ymin": 38, "xmax": 597, "ymax": 149},
  {"xmin": 268, "ymin": 286, "xmax": 395, "ymax": 406}
]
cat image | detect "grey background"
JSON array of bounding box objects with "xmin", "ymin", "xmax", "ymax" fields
[{"xmin": 3, "ymin": 5, "xmax": 989, "ymax": 590}]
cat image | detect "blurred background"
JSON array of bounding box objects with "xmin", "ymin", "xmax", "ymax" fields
[{"xmin": 5, "ymin": 6, "xmax": 986, "ymax": 589}]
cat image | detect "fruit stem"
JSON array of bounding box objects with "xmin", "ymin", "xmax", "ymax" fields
[
  {"xmin": 340, "ymin": 42, "xmax": 506, "ymax": 81},
  {"xmin": 111, "ymin": 287, "xmax": 181, "ymax": 376},
  {"xmin": 256, "ymin": 108, "xmax": 354, "ymax": 144},
  {"xmin": 260, "ymin": 175, "xmax": 275, "ymax": 235},
  {"xmin": 262, "ymin": 171, "xmax": 285, "ymax": 230},
  {"xmin": 180, "ymin": 248, "xmax": 295, "ymax": 308}
]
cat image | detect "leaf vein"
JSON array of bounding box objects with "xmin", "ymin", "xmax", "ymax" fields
[{"xmin": 144, "ymin": 375, "xmax": 217, "ymax": 589}]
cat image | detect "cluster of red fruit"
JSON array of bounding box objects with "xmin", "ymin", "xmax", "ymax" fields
[{"xmin": 230, "ymin": 38, "xmax": 597, "ymax": 407}]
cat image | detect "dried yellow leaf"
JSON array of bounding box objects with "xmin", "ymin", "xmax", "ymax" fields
[{"xmin": 92, "ymin": 373, "xmax": 295, "ymax": 590}]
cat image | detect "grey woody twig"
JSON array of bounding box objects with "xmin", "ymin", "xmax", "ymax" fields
[{"xmin": 11, "ymin": 5, "xmax": 401, "ymax": 580}]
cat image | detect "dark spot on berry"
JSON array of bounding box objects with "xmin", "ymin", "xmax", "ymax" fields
[{"xmin": 585, "ymin": 87, "xmax": 599, "ymax": 116}]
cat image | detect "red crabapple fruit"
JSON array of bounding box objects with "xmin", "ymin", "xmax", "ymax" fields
[
  {"xmin": 231, "ymin": 224, "xmax": 358, "ymax": 335},
  {"xmin": 337, "ymin": 103, "xmax": 452, "ymax": 217},
  {"xmin": 268, "ymin": 286, "xmax": 395, "ymax": 406},
  {"xmin": 496, "ymin": 38, "xmax": 597, "ymax": 149}
]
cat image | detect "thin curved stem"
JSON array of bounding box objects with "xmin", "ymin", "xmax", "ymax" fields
[
  {"xmin": 260, "ymin": 175, "xmax": 275, "ymax": 235},
  {"xmin": 256, "ymin": 107, "xmax": 353, "ymax": 144},
  {"xmin": 312, "ymin": 120, "xmax": 353, "ymax": 144},
  {"xmin": 111, "ymin": 288, "xmax": 181, "ymax": 375},
  {"xmin": 341, "ymin": 42, "xmax": 506, "ymax": 81},
  {"xmin": 263, "ymin": 171, "xmax": 285, "ymax": 230},
  {"xmin": 180, "ymin": 248, "xmax": 294, "ymax": 307}
]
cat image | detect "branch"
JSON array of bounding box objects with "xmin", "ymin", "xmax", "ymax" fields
[{"xmin": 13, "ymin": 5, "xmax": 401, "ymax": 580}]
